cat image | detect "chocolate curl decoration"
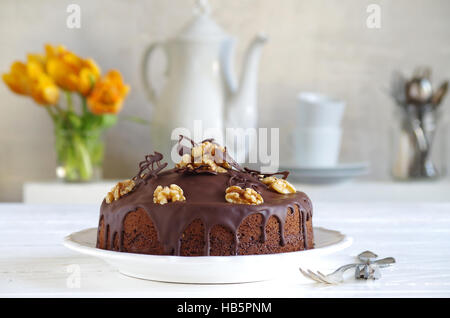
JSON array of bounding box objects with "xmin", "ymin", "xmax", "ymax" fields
[
  {"xmin": 227, "ymin": 169, "xmax": 265, "ymax": 193},
  {"xmin": 175, "ymin": 136, "xmax": 217, "ymax": 175},
  {"xmin": 175, "ymin": 135, "xmax": 227, "ymax": 176},
  {"xmin": 175, "ymin": 135, "xmax": 290, "ymax": 190},
  {"xmin": 177, "ymin": 135, "xmax": 227, "ymax": 158},
  {"xmin": 244, "ymin": 167, "xmax": 290, "ymax": 180},
  {"xmin": 227, "ymin": 168, "xmax": 290, "ymax": 194},
  {"xmin": 177, "ymin": 135, "xmax": 197, "ymax": 157},
  {"xmin": 134, "ymin": 152, "xmax": 168, "ymax": 184},
  {"xmin": 177, "ymin": 135, "xmax": 223, "ymax": 156}
]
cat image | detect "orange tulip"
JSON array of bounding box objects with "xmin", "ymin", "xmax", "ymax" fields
[
  {"xmin": 30, "ymin": 73, "xmax": 60, "ymax": 105},
  {"xmin": 2, "ymin": 59, "xmax": 59, "ymax": 105},
  {"xmin": 45, "ymin": 44, "xmax": 100, "ymax": 95},
  {"xmin": 2, "ymin": 61, "xmax": 32, "ymax": 95},
  {"xmin": 26, "ymin": 54, "xmax": 46, "ymax": 76},
  {"xmin": 78, "ymin": 58, "xmax": 101, "ymax": 95},
  {"xmin": 87, "ymin": 70, "xmax": 129, "ymax": 115}
]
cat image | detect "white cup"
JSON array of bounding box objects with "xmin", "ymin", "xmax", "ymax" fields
[
  {"xmin": 297, "ymin": 92, "xmax": 346, "ymax": 128},
  {"xmin": 289, "ymin": 92, "xmax": 346, "ymax": 167},
  {"xmin": 291, "ymin": 127, "xmax": 342, "ymax": 167}
]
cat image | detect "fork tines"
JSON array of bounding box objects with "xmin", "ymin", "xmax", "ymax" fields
[{"xmin": 299, "ymin": 267, "xmax": 335, "ymax": 284}]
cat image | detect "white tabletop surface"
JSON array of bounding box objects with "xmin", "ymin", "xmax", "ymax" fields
[{"xmin": 1, "ymin": 200, "xmax": 450, "ymax": 298}]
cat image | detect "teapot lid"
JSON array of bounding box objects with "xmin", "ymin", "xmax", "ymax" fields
[{"xmin": 176, "ymin": 0, "xmax": 229, "ymax": 42}]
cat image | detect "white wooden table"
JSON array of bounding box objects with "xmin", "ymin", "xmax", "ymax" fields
[{"xmin": 1, "ymin": 201, "xmax": 450, "ymax": 297}]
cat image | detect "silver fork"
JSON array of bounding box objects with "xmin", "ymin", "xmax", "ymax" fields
[
  {"xmin": 299, "ymin": 263, "xmax": 358, "ymax": 284},
  {"xmin": 299, "ymin": 252, "xmax": 395, "ymax": 284}
]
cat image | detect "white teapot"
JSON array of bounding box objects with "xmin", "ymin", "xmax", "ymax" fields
[{"xmin": 142, "ymin": 0, "xmax": 267, "ymax": 163}]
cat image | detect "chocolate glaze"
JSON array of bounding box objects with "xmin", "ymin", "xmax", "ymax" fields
[{"xmin": 97, "ymin": 168, "xmax": 313, "ymax": 256}]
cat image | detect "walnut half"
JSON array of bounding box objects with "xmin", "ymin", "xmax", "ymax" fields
[
  {"xmin": 260, "ymin": 176, "xmax": 296, "ymax": 194},
  {"xmin": 153, "ymin": 184, "xmax": 186, "ymax": 205},
  {"xmin": 225, "ymin": 185, "xmax": 264, "ymax": 205},
  {"xmin": 105, "ymin": 179, "xmax": 136, "ymax": 204},
  {"xmin": 176, "ymin": 141, "xmax": 229, "ymax": 173}
]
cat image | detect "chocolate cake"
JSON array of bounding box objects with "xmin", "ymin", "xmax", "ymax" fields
[{"xmin": 96, "ymin": 136, "xmax": 314, "ymax": 256}]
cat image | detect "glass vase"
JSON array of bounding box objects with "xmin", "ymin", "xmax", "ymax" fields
[{"xmin": 54, "ymin": 127, "xmax": 104, "ymax": 182}]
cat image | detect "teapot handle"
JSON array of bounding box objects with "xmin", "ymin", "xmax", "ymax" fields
[{"xmin": 141, "ymin": 42, "xmax": 168, "ymax": 104}]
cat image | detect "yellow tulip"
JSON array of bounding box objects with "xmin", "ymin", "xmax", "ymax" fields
[
  {"xmin": 87, "ymin": 70, "xmax": 130, "ymax": 115},
  {"xmin": 2, "ymin": 58, "xmax": 60, "ymax": 105},
  {"xmin": 27, "ymin": 54, "xmax": 46, "ymax": 76},
  {"xmin": 2, "ymin": 61, "xmax": 32, "ymax": 95},
  {"xmin": 45, "ymin": 44, "xmax": 101, "ymax": 95},
  {"xmin": 45, "ymin": 44, "xmax": 66, "ymax": 59},
  {"xmin": 78, "ymin": 58, "xmax": 101, "ymax": 95},
  {"xmin": 30, "ymin": 72, "xmax": 60, "ymax": 105}
]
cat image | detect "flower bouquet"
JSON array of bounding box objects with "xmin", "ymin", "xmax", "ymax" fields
[{"xmin": 2, "ymin": 44, "xmax": 129, "ymax": 181}]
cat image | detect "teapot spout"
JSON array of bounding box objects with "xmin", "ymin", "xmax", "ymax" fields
[{"xmin": 225, "ymin": 34, "xmax": 267, "ymax": 128}]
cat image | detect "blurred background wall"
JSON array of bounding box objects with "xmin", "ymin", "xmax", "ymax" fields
[{"xmin": 1, "ymin": 0, "xmax": 449, "ymax": 201}]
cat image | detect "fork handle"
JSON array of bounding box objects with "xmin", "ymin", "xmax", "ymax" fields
[
  {"xmin": 374, "ymin": 257, "xmax": 396, "ymax": 267},
  {"xmin": 358, "ymin": 250, "xmax": 378, "ymax": 262},
  {"xmin": 332, "ymin": 263, "xmax": 359, "ymax": 274}
]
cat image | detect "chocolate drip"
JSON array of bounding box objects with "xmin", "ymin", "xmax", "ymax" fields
[
  {"xmin": 300, "ymin": 208, "xmax": 309, "ymax": 249},
  {"xmin": 204, "ymin": 227, "xmax": 211, "ymax": 255}
]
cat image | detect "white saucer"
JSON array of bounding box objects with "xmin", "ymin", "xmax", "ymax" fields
[
  {"xmin": 282, "ymin": 162, "xmax": 370, "ymax": 184},
  {"xmin": 64, "ymin": 227, "xmax": 352, "ymax": 284}
]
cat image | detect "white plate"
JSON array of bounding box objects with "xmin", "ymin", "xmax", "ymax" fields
[
  {"xmin": 64, "ymin": 227, "xmax": 352, "ymax": 284},
  {"xmin": 282, "ymin": 162, "xmax": 370, "ymax": 184}
]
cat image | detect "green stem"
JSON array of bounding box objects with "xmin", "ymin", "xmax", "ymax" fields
[
  {"xmin": 54, "ymin": 105, "xmax": 65, "ymax": 117},
  {"xmin": 45, "ymin": 107, "xmax": 57, "ymax": 122},
  {"xmin": 72, "ymin": 133, "xmax": 93, "ymax": 181},
  {"xmin": 66, "ymin": 91, "xmax": 73, "ymax": 112},
  {"xmin": 120, "ymin": 115, "xmax": 150, "ymax": 125},
  {"xmin": 81, "ymin": 95, "xmax": 88, "ymax": 115}
]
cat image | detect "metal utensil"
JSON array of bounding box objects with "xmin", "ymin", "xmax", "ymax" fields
[
  {"xmin": 355, "ymin": 263, "xmax": 381, "ymax": 280},
  {"xmin": 403, "ymin": 69, "xmax": 438, "ymax": 178},
  {"xmin": 358, "ymin": 250, "xmax": 378, "ymax": 262},
  {"xmin": 390, "ymin": 68, "xmax": 446, "ymax": 180},
  {"xmin": 405, "ymin": 77, "xmax": 433, "ymax": 105},
  {"xmin": 357, "ymin": 250, "xmax": 396, "ymax": 267},
  {"xmin": 390, "ymin": 71, "xmax": 407, "ymax": 106},
  {"xmin": 299, "ymin": 263, "xmax": 358, "ymax": 284},
  {"xmin": 299, "ymin": 251, "xmax": 395, "ymax": 284},
  {"xmin": 431, "ymin": 81, "xmax": 448, "ymax": 107},
  {"xmin": 355, "ymin": 250, "xmax": 396, "ymax": 280}
]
